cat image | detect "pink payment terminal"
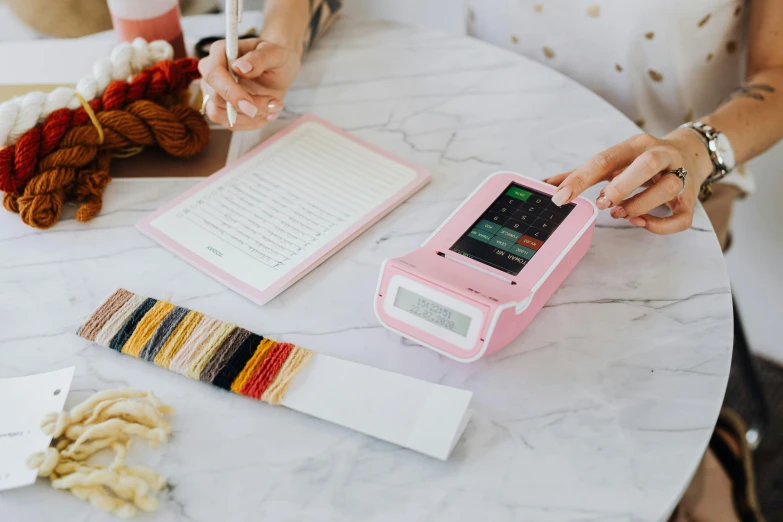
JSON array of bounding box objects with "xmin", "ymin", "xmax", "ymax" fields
[{"xmin": 374, "ymin": 172, "xmax": 598, "ymax": 362}]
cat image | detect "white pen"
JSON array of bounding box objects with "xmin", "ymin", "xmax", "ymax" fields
[{"xmin": 225, "ymin": 0, "xmax": 242, "ymax": 127}]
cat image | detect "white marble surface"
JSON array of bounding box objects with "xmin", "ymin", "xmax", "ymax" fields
[{"xmin": 0, "ymin": 18, "xmax": 732, "ymax": 522}]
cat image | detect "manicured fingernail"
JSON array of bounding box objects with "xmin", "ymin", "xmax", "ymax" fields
[
  {"xmin": 610, "ymin": 206, "xmax": 627, "ymax": 219},
  {"xmin": 551, "ymin": 186, "xmax": 572, "ymax": 206},
  {"xmin": 629, "ymin": 217, "xmax": 646, "ymax": 227},
  {"xmin": 267, "ymin": 100, "xmax": 284, "ymax": 112},
  {"xmin": 233, "ymin": 59, "xmax": 252, "ymax": 74},
  {"xmin": 266, "ymin": 112, "xmax": 279, "ymax": 121},
  {"xmin": 238, "ymin": 100, "xmax": 258, "ymax": 118},
  {"xmin": 596, "ymin": 194, "xmax": 612, "ymax": 210}
]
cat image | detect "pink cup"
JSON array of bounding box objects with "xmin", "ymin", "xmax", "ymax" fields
[{"xmin": 107, "ymin": 0, "xmax": 188, "ymax": 58}]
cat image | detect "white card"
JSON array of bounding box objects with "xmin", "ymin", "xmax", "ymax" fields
[
  {"xmin": 281, "ymin": 355, "xmax": 472, "ymax": 460},
  {"xmin": 0, "ymin": 367, "xmax": 75, "ymax": 491}
]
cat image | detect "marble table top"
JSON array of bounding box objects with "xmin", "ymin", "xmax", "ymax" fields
[{"xmin": 0, "ymin": 17, "xmax": 732, "ymax": 522}]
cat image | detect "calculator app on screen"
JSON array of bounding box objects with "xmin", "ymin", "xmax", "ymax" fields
[{"xmin": 450, "ymin": 183, "xmax": 575, "ymax": 275}]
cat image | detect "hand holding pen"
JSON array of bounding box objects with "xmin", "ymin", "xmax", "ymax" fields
[{"xmin": 197, "ymin": 3, "xmax": 301, "ymax": 130}]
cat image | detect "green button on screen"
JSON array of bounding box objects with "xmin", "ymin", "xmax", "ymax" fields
[
  {"xmin": 497, "ymin": 227, "xmax": 522, "ymax": 241},
  {"xmin": 510, "ymin": 244, "xmax": 535, "ymax": 259},
  {"xmin": 505, "ymin": 187, "xmax": 532, "ymax": 201},
  {"xmin": 469, "ymin": 228, "xmax": 493, "ymax": 242},
  {"xmin": 477, "ymin": 219, "xmax": 502, "ymax": 234},
  {"xmin": 489, "ymin": 237, "xmax": 514, "ymax": 251}
]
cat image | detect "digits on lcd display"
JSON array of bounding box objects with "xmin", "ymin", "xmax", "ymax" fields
[{"xmin": 393, "ymin": 287, "xmax": 472, "ymax": 336}]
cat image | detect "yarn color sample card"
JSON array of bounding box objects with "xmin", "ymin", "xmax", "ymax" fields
[
  {"xmin": 138, "ymin": 115, "xmax": 431, "ymax": 306},
  {"xmin": 79, "ymin": 289, "xmax": 473, "ymax": 460},
  {"xmin": 0, "ymin": 367, "xmax": 74, "ymax": 491}
]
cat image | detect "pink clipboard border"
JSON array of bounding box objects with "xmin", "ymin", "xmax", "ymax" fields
[{"xmin": 136, "ymin": 114, "xmax": 432, "ymax": 306}]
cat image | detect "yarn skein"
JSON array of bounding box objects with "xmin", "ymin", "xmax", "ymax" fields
[
  {"xmin": 94, "ymin": 295, "xmax": 147, "ymax": 347},
  {"xmin": 263, "ymin": 346, "xmax": 314, "ymax": 404},
  {"xmin": 242, "ymin": 342, "xmax": 293, "ymax": 398},
  {"xmin": 121, "ymin": 301, "xmax": 177, "ymax": 358},
  {"xmin": 199, "ymin": 327, "xmax": 251, "ymax": 383},
  {"xmin": 153, "ymin": 310, "xmax": 205, "ymax": 367},
  {"xmin": 27, "ymin": 388, "xmax": 174, "ymax": 518},
  {"xmin": 7, "ymin": 99, "xmax": 210, "ymax": 229},
  {"xmin": 0, "ymin": 38, "xmax": 173, "ymax": 148},
  {"xmin": 138, "ymin": 306, "xmax": 189, "ymax": 362},
  {"xmin": 109, "ymin": 298, "xmax": 158, "ymax": 352},
  {"xmin": 168, "ymin": 317, "xmax": 221, "ymax": 375},
  {"xmin": 78, "ymin": 288, "xmax": 134, "ymax": 342},
  {"xmin": 0, "ymin": 58, "xmax": 200, "ymax": 194},
  {"xmin": 231, "ymin": 338, "xmax": 278, "ymax": 393},
  {"xmin": 187, "ymin": 322, "xmax": 238, "ymax": 379}
]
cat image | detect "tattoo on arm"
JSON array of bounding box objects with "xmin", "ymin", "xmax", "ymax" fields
[{"xmin": 721, "ymin": 83, "xmax": 776, "ymax": 106}]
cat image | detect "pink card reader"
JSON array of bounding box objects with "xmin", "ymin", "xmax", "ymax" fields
[{"xmin": 374, "ymin": 172, "xmax": 598, "ymax": 362}]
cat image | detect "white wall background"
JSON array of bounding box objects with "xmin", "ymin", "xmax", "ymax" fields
[
  {"xmin": 726, "ymin": 144, "xmax": 783, "ymax": 364},
  {"xmin": 0, "ymin": 0, "xmax": 780, "ymax": 362},
  {"xmin": 341, "ymin": 0, "xmax": 466, "ymax": 34}
]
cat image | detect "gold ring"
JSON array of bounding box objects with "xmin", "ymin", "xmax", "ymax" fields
[{"xmin": 200, "ymin": 94, "xmax": 211, "ymax": 116}]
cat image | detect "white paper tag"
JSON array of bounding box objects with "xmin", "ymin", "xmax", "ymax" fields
[
  {"xmin": 281, "ymin": 355, "xmax": 472, "ymax": 460},
  {"xmin": 0, "ymin": 367, "xmax": 75, "ymax": 491}
]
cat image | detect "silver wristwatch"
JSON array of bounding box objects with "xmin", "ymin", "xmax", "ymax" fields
[{"xmin": 679, "ymin": 121, "xmax": 736, "ymax": 201}]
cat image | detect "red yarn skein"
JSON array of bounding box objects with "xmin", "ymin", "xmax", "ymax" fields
[{"xmin": 0, "ymin": 58, "xmax": 200, "ymax": 194}]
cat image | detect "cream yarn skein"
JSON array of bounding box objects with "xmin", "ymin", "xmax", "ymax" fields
[
  {"xmin": 27, "ymin": 389, "xmax": 174, "ymax": 519},
  {"xmin": 0, "ymin": 38, "xmax": 173, "ymax": 147}
]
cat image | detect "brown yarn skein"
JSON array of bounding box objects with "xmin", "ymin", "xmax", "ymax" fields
[
  {"xmin": 2, "ymin": 192, "xmax": 18, "ymax": 213},
  {"xmin": 10, "ymin": 100, "xmax": 209, "ymax": 229},
  {"xmin": 70, "ymin": 152, "xmax": 113, "ymax": 223}
]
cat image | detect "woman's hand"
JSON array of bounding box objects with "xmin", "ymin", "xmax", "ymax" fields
[
  {"xmin": 198, "ymin": 38, "xmax": 300, "ymax": 130},
  {"xmin": 543, "ymin": 129, "xmax": 714, "ymax": 234}
]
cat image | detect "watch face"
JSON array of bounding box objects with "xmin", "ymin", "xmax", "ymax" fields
[{"xmin": 716, "ymin": 133, "xmax": 736, "ymax": 170}]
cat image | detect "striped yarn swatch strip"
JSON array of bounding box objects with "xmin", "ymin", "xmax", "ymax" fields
[{"xmin": 78, "ymin": 289, "xmax": 314, "ymax": 405}]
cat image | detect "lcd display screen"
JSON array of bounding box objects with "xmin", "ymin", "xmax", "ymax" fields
[{"xmin": 393, "ymin": 286, "xmax": 472, "ymax": 337}]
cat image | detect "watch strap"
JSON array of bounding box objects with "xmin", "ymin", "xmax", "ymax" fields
[{"xmin": 679, "ymin": 121, "xmax": 731, "ymax": 201}]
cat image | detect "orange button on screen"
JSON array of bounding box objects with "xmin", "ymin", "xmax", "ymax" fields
[{"xmin": 517, "ymin": 235, "xmax": 542, "ymax": 250}]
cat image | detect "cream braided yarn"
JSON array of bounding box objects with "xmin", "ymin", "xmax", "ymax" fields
[
  {"xmin": 27, "ymin": 388, "xmax": 174, "ymax": 519},
  {"xmin": 0, "ymin": 38, "xmax": 173, "ymax": 147}
]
